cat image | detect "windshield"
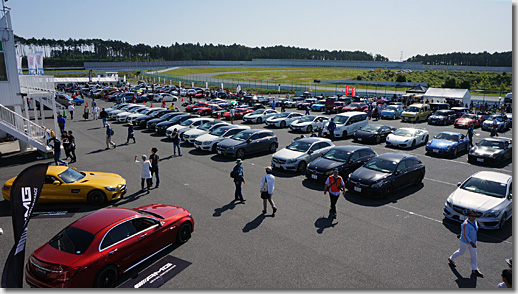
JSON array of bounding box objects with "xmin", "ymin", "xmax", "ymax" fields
[
  {"xmin": 210, "ymin": 127, "xmax": 229, "ymax": 136},
  {"xmin": 334, "ymin": 116, "xmax": 349, "ymax": 124},
  {"xmin": 359, "ymin": 125, "xmax": 381, "ymax": 133},
  {"xmin": 251, "ymin": 109, "xmax": 266, "ymax": 115},
  {"xmin": 461, "ymin": 114, "xmax": 477, "ymax": 119},
  {"xmin": 198, "ymin": 122, "xmax": 215, "ymax": 130},
  {"xmin": 393, "ymin": 129, "xmax": 415, "ymax": 137},
  {"xmin": 384, "ymin": 106, "xmax": 398, "ymax": 111},
  {"xmin": 273, "ymin": 113, "xmax": 289, "ymax": 118},
  {"xmin": 364, "ymin": 157, "xmax": 397, "ymax": 173},
  {"xmin": 461, "ymin": 177, "xmax": 507, "ymax": 198},
  {"xmin": 435, "ymin": 110, "xmax": 450, "ymax": 116},
  {"xmin": 160, "ymin": 113, "xmax": 174, "ymax": 119},
  {"xmin": 323, "ymin": 149, "xmax": 350, "ymax": 162},
  {"xmin": 349, "ymin": 103, "xmax": 360, "ymax": 108},
  {"xmin": 286, "ymin": 141, "xmax": 311, "ymax": 152},
  {"xmin": 231, "ymin": 132, "xmax": 253, "ymax": 141},
  {"xmin": 489, "ymin": 116, "xmax": 504, "ymax": 122},
  {"xmin": 169, "ymin": 116, "xmax": 185, "ymax": 124},
  {"xmin": 406, "ymin": 106, "xmax": 420, "ymax": 112},
  {"xmin": 58, "ymin": 168, "xmax": 86, "ymax": 183},
  {"xmin": 479, "ymin": 139, "xmax": 505, "ymax": 149},
  {"xmin": 298, "ymin": 115, "xmax": 316, "ymax": 122},
  {"xmin": 435, "ymin": 133, "xmax": 459, "ymax": 141},
  {"xmin": 49, "ymin": 226, "xmax": 94, "ymax": 255},
  {"xmin": 180, "ymin": 119, "xmax": 194, "ymax": 126}
]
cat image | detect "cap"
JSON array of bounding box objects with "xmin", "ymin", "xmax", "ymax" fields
[
  {"xmin": 265, "ymin": 166, "xmax": 272, "ymax": 173},
  {"xmin": 333, "ymin": 168, "xmax": 339, "ymax": 172},
  {"xmin": 128, "ymin": 121, "xmax": 133, "ymax": 125},
  {"xmin": 142, "ymin": 154, "xmax": 147, "ymax": 160},
  {"xmin": 236, "ymin": 159, "xmax": 242, "ymax": 164},
  {"xmin": 506, "ymin": 258, "xmax": 512, "ymax": 267}
]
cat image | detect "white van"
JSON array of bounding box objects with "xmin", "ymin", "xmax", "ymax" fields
[{"xmin": 322, "ymin": 111, "xmax": 368, "ymax": 138}]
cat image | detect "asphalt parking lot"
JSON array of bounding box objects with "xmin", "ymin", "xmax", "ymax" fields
[{"xmin": 0, "ymin": 96, "xmax": 513, "ymax": 289}]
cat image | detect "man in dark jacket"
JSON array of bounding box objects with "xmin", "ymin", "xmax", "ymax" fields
[
  {"xmin": 327, "ymin": 118, "xmax": 336, "ymax": 141},
  {"xmin": 100, "ymin": 108, "xmax": 108, "ymax": 127}
]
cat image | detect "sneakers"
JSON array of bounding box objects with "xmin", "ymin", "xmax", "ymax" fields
[
  {"xmin": 448, "ymin": 258, "xmax": 456, "ymax": 267},
  {"xmin": 472, "ymin": 270, "xmax": 484, "ymax": 278},
  {"xmin": 273, "ymin": 207, "xmax": 277, "ymax": 214}
]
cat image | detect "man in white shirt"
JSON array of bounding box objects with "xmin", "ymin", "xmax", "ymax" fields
[
  {"xmin": 134, "ymin": 154, "xmax": 152, "ymax": 192},
  {"xmin": 92, "ymin": 105, "xmax": 100, "ymax": 120},
  {"xmin": 497, "ymin": 269, "xmax": 512, "ymax": 288},
  {"xmin": 67, "ymin": 104, "xmax": 75, "ymax": 120}
]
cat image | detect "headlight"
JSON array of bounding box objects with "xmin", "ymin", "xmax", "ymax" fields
[
  {"xmin": 484, "ymin": 210, "xmax": 501, "ymax": 218},
  {"xmin": 287, "ymin": 158, "xmax": 297, "ymax": 163},
  {"xmin": 426, "ymin": 142, "xmax": 431, "ymax": 146},
  {"xmin": 490, "ymin": 153, "xmax": 498, "ymax": 158},
  {"xmin": 203, "ymin": 141, "xmax": 211, "ymax": 145},
  {"xmin": 325, "ymin": 170, "xmax": 333, "ymax": 176},
  {"xmin": 105, "ymin": 186, "xmax": 117, "ymax": 191},
  {"xmin": 446, "ymin": 199, "xmax": 453, "ymax": 208},
  {"xmin": 404, "ymin": 139, "xmax": 410, "ymax": 143},
  {"xmin": 371, "ymin": 181, "xmax": 385, "ymax": 188}
]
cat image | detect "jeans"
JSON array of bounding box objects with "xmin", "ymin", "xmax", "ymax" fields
[
  {"xmin": 141, "ymin": 178, "xmax": 152, "ymax": 190},
  {"xmin": 173, "ymin": 143, "xmax": 181, "ymax": 155},
  {"xmin": 234, "ymin": 181, "xmax": 243, "ymax": 200},
  {"xmin": 54, "ymin": 151, "xmax": 67, "ymax": 166},
  {"xmin": 329, "ymin": 193, "xmax": 340, "ymax": 214},
  {"xmin": 151, "ymin": 167, "xmax": 160, "ymax": 187},
  {"xmin": 102, "ymin": 118, "xmax": 107, "ymax": 127}
]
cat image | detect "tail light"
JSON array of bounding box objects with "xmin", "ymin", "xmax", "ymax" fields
[{"xmin": 29, "ymin": 255, "xmax": 82, "ymax": 282}]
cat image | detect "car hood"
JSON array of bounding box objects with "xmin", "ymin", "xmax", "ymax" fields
[
  {"xmin": 470, "ymin": 146, "xmax": 502, "ymax": 156},
  {"xmin": 196, "ymin": 133, "xmax": 219, "ymax": 142},
  {"xmin": 273, "ymin": 148, "xmax": 304, "ymax": 160},
  {"xmin": 308, "ymin": 157, "xmax": 344, "ymax": 172},
  {"xmin": 456, "ymin": 118, "xmax": 473, "ymax": 124},
  {"xmin": 267, "ymin": 117, "xmax": 284, "ymax": 122},
  {"xmin": 184, "ymin": 128, "xmax": 207, "ymax": 136},
  {"xmin": 387, "ymin": 134, "xmax": 413, "ymax": 142},
  {"xmin": 244, "ymin": 113, "xmax": 261, "ymax": 118},
  {"xmin": 135, "ymin": 204, "xmax": 187, "ymax": 219},
  {"xmin": 430, "ymin": 115, "xmax": 446, "ymax": 119},
  {"xmin": 449, "ymin": 189, "xmax": 505, "ymax": 212},
  {"xmin": 428, "ymin": 139, "xmax": 456, "ymax": 148},
  {"xmin": 291, "ymin": 121, "xmax": 311, "ymax": 127},
  {"xmin": 355, "ymin": 130, "xmax": 376, "ymax": 137},
  {"xmin": 81, "ymin": 171, "xmax": 126, "ymax": 186},
  {"xmin": 137, "ymin": 115, "xmax": 153, "ymax": 121},
  {"xmin": 350, "ymin": 167, "xmax": 390, "ymax": 184},
  {"xmin": 381, "ymin": 109, "xmax": 395, "ymax": 113},
  {"xmin": 218, "ymin": 138, "xmax": 244, "ymax": 148}
]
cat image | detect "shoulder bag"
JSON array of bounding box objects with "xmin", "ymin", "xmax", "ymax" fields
[{"xmin": 260, "ymin": 176, "xmax": 270, "ymax": 199}]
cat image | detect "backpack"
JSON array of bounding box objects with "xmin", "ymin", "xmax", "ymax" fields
[
  {"xmin": 110, "ymin": 128, "xmax": 114, "ymax": 136},
  {"xmin": 230, "ymin": 170, "xmax": 236, "ymax": 178}
]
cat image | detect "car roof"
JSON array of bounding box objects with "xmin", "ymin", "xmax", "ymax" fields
[
  {"xmin": 296, "ymin": 137, "xmax": 331, "ymax": 144},
  {"xmin": 480, "ymin": 137, "xmax": 511, "ymax": 143},
  {"xmin": 437, "ymin": 131, "xmax": 461, "ymax": 136},
  {"xmin": 241, "ymin": 129, "xmax": 268, "ymax": 134},
  {"xmin": 377, "ymin": 153, "xmax": 411, "ymax": 161},
  {"xmin": 332, "ymin": 145, "xmax": 371, "ymax": 152},
  {"xmin": 471, "ymin": 171, "xmax": 511, "ymax": 184},
  {"xmin": 71, "ymin": 207, "xmax": 139, "ymax": 235},
  {"xmin": 335, "ymin": 111, "xmax": 365, "ymax": 116}
]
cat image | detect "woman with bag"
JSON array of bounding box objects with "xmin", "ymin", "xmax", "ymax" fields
[{"xmin": 259, "ymin": 166, "xmax": 277, "ymax": 215}]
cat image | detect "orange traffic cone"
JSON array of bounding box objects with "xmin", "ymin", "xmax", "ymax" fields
[
  {"xmin": 181, "ymin": 97, "xmax": 184, "ymax": 102},
  {"xmin": 143, "ymin": 101, "xmax": 146, "ymax": 105},
  {"xmin": 150, "ymin": 102, "xmax": 153, "ymax": 107},
  {"xmin": 86, "ymin": 101, "xmax": 88, "ymax": 106},
  {"xmin": 218, "ymin": 112, "xmax": 221, "ymax": 119}
]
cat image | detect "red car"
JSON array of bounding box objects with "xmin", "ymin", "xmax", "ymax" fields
[
  {"xmin": 196, "ymin": 104, "xmax": 223, "ymax": 115},
  {"xmin": 341, "ymin": 102, "xmax": 368, "ymax": 112},
  {"xmin": 25, "ymin": 204, "xmax": 194, "ymax": 288},
  {"xmin": 222, "ymin": 108, "xmax": 254, "ymax": 120},
  {"xmin": 185, "ymin": 102, "xmax": 209, "ymax": 112},
  {"xmin": 454, "ymin": 113, "xmax": 484, "ymax": 128},
  {"xmin": 297, "ymin": 98, "xmax": 318, "ymax": 110}
]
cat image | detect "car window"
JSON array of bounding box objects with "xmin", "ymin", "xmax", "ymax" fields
[
  {"xmin": 318, "ymin": 142, "xmax": 332, "ymax": 149},
  {"xmin": 396, "ymin": 160, "xmax": 407, "ymax": 172},
  {"xmin": 131, "ymin": 218, "xmax": 158, "ymax": 233},
  {"xmin": 349, "ymin": 151, "xmax": 360, "ymax": 161},
  {"xmin": 249, "ymin": 134, "xmax": 259, "ymax": 140},
  {"xmin": 44, "ymin": 175, "xmax": 59, "ymax": 184},
  {"xmin": 309, "ymin": 143, "xmax": 320, "ymax": 152},
  {"xmin": 258, "ymin": 132, "xmax": 270, "ymax": 139},
  {"xmin": 101, "ymin": 221, "xmax": 137, "ymax": 250},
  {"xmin": 359, "ymin": 149, "xmax": 375, "ymax": 158},
  {"xmin": 49, "ymin": 226, "xmax": 94, "ymax": 255}
]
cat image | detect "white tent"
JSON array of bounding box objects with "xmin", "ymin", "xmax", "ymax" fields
[{"xmin": 422, "ymin": 88, "xmax": 471, "ymax": 107}]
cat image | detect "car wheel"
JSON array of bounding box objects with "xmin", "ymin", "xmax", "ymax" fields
[
  {"xmin": 498, "ymin": 212, "xmax": 508, "ymax": 229},
  {"xmin": 269, "ymin": 142, "xmax": 278, "ymax": 153},
  {"xmin": 393, "ymin": 114, "xmax": 396, "ymax": 120},
  {"xmin": 257, "ymin": 117, "xmax": 262, "ymax": 123},
  {"xmin": 451, "ymin": 147, "xmax": 458, "ymax": 158},
  {"xmin": 306, "ymin": 125, "xmax": 313, "ymax": 133},
  {"xmin": 87, "ymin": 190, "xmax": 107, "ymax": 206},
  {"xmin": 94, "ymin": 265, "xmax": 118, "ymax": 288},
  {"xmin": 375, "ymin": 135, "xmax": 381, "ymax": 144},
  {"xmin": 280, "ymin": 120, "xmax": 286, "ymax": 128},
  {"xmin": 236, "ymin": 148, "xmax": 245, "ymax": 158},
  {"xmin": 297, "ymin": 161, "xmax": 307, "ymax": 174},
  {"xmin": 176, "ymin": 222, "xmax": 192, "ymax": 244},
  {"xmin": 414, "ymin": 173, "xmax": 424, "ymax": 186},
  {"xmin": 411, "ymin": 140, "xmax": 416, "ymax": 149},
  {"xmin": 211, "ymin": 144, "xmax": 217, "ymax": 153},
  {"xmin": 382, "ymin": 185, "xmax": 393, "ymax": 198},
  {"xmin": 204, "ymin": 111, "xmax": 208, "ymax": 115},
  {"xmin": 424, "ymin": 135, "xmax": 429, "ymax": 143}
]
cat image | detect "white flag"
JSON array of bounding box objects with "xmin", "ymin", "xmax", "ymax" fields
[
  {"xmin": 35, "ymin": 52, "xmax": 44, "ymax": 75},
  {"xmin": 205, "ymin": 82, "xmax": 208, "ymax": 89},
  {"xmin": 27, "ymin": 54, "xmax": 36, "ymax": 75},
  {"xmin": 16, "ymin": 55, "xmax": 22, "ymax": 75},
  {"xmin": 192, "ymin": 82, "xmax": 194, "ymax": 88},
  {"xmin": 221, "ymin": 83, "xmax": 224, "ymax": 91}
]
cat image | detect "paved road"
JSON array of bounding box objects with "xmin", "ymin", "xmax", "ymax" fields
[{"xmin": 0, "ymin": 97, "xmax": 512, "ymax": 289}]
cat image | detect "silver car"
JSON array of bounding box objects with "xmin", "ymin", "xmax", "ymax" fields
[{"xmin": 271, "ymin": 137, "xmax": 334, "ymax": 173}]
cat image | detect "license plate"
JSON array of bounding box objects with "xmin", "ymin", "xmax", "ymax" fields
[
  {"xmin": 357, "ymin": 138, "xmax": 362, "ymax": 141},
  {"xmin": 433, "ymin": 149, "xmax": 439, "ymax": 153},
  {"xmin": 477, "ymin": 158, "xmax": 484, "ymax": 162},
  {"xmin": 36, "ymin": 267, "xmax": 48, "ymax": 277},
  {"xmin": 273, "ymin": 163, "xmax": 279, "ymax": 168},
  {"xmin": 354, "ymin": 186, "xmax": 361, "ymax": 192},
  {"xmin": 311, "ymin": 174, "xmax": 318, "ymax": 179}
]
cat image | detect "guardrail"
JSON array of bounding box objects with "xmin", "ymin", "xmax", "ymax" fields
[{"xmin": 0, "ymin": 104, "xmax": 45, "ymax": 146}]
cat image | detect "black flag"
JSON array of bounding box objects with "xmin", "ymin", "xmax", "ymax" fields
[{"xmin": 1, "ymin": 163, "xmax": 48, "ymax": 288}]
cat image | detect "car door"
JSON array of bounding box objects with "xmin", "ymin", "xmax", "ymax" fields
[
  {"xmin": 458, "ymin": 134, "xmax": 468, "ymax": 151},
  {"xmin": 42, "ymin": 175, "xmax": 71, "ymax": 202},
  {"xmin": 99, "ymin": 221, "xmax": 143, "ymax": 273},
  {"xmin": 392, "ymin": 160, "xmax": 410, "ymax": 187},
  {"xmin": 346, "ymin": 150, "xmax": 362, "ymax": 173},
  {"xmin": 129, "ymin": 217, "xmax": 166, "ymax": 258},
  {"xmin": 307, "ymin": 142, "xmax": 322, "ymax": 162},
  {"xmin": 245, "ymin": 133, "xmax": 261, "ymax": 153}
]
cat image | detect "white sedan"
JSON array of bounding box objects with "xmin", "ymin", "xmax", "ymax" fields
[
  {"xmin": 183, "ymin": 122, "xmax": 230, "ymax": 144},
  {"xmin": 385, "ymin": 127, "xmax": 429, "ymax": 149},
  {"xmin": 166, "ymin": 118, "xmax": 214, "ymax": 139},
  {"xmin": 116, "ymin": 107, "xmax": 148, "ymax": 122},
  {"xmin": 289, "ymin": 115, "xmax": 329, "ymax": 133},
  {"xmin": 265, "ymin": 112, "xmax": 304, "ymax": 128},
  {"xmin": 194, "ymin": 125, "xmax": 250, "ymax": 152},
  {"xmin": 153, "ymin": 93, "xmax": 179, "ymax": 102},
  {"xmin": 443, "ymin": 171, "xmax": 512, "ymax": 229},
  {"xmin": 243, "ymin": 109, "xmax": 279, "ymax": 123},
  {"xmin": 127, "ymin": 108, "xmax": 162, "ymax": 122},
  {"xmin": 271, "ymin": 137, "xmax": 334, "ymax": 173}
]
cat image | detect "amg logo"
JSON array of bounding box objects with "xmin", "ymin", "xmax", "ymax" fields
[
  {"xmin": 15, "ymin": 187, "xmax": 35, "ymax": 256},
  {"xmin": 134, "ymin": 263, "xmax": 175, "ymax": 288}
]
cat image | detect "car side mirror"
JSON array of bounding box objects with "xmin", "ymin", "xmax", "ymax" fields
[
  {"xmin": 508, "ymin": 193, "xmax": 512, "ymax": 200},
  {"xmin": 72, "ymin": 167, "xmax": 78, "ymax": 171},
  {"xmin": 308, "ymin": 150, "xmax": 313, "ymax": 154},
  {"xmin": 53, "ymin": 180, "xmax": 61, "ymax": 186},
  {"xmin": 246, "ymin": 139, "xmax": 252, "ymax": 143},
  {"xmin": 457, "ymin": 182, "xmax": 461, "ymax": 187},
  {"xmin": 394, "ymin": 170, "xmax": 401, "ymax": 175}
]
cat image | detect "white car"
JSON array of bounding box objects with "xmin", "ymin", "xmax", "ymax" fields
[
  {"xmin": 385, "ymin": 127, "xmax": 429, "ymax": 149},
  {"xmin": 183, "ymin": 122, "xmax": 230, "ymax": 144},
  {"xmin": 165, "ymin": 118, "xmax": 214, "ymax": 139},
  {"xmin": 242, "ymin": 109, "xmax": 279, "ymax": 123},
  {"xmin": 265, "ymin": 112, "xmax": 304, "ymax": 128},
  {"xmin": 289, "ymin": 115, "xmax": 329, "ymax": 133},
  {"xmin": 116, "ymin": 106, "xmax": 148, "ymax": 122},
  {"xmin": 108, "ymin": 105, "xmax": 138, "ymax": 119},
  {"xmin": 443, "ymin": 171, "xmax": 512, "ymax": 230},
  {"xmin": 271, "ymin": 137, "xmax": 334, "ymax": 173},
  {"xmin": 127, "ymin": 108, "xmax": 162, "ymax": 122},
  {"xmin": 194, "ymin": 125, "xmax": 250, "ymax": 152},
  {"xmin": 153, "ymin": 93, "xmax": 179, "ymax": 102}
]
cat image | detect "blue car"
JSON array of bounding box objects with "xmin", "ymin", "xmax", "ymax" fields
[
  {"xmin": 425, "ymin": 131, "xmax": 470, "ymax": 158},
  {"xmin": 381, "ymin": 105, "xmax": 404, "ymax": 119},
  {"xmin": 311, "ymin": 103, "xmax": 326, "ymax": 112},
  {"xmin": 74, "ymin": 97, "xmax": 84, "ymax": 105}
]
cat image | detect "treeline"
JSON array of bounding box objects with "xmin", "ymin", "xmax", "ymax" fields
[
  {"xmin": 15, "ymin": 36, "xmax": 386, "ymax": 67},
  {"xmin": 406, "ymin": 51, "xmax": 511, "ymax": 67}
]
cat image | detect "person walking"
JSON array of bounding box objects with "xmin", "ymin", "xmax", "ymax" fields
[
  {"xmin": 280, "ymin": 103, "xmax": 286, "ymax": 113},
  {"xmin": 67, "ymin": 130, "xmax": 77, "ymax": 163},
  {"xmin": 57, "ymin": 113, "xmax": 66, "ymax": 134},
  {"xmin": 498, "ymin": 269, "xmax": 512, "ymax": 288},
  {"xmin": 305, "ymin": 105, "xmax": 310, "ymax": 115},
  {"xmin": 323, "ymin": 168, "xmax": 345, "ymax": 217},
  {"xmin": 92, "ymin": 104, "xmax": 99, "ymax": 120},
  {"xmin": 105, "ymin": 124, "xmax": 116, "ymax": 149},
  {"xmin": 61, "ymin": 131, "xmax": 71, "ymax": 160},
  {"xmin": 125, "ymin": 122, "xmax": 136, "ymax": 144},
  {"xmin": 232, "ymin": 159, "xmax": 246, "ymax": 202},
  {"xmin": 467, "ymin": 126, "xmax": 474, "ymax": 147},
  {"xmin": 67, "ymin": 104, "xmax": 75, "ymax": 120},
  {"xmin": 259, "ymin": 166, "xmax": 277, "ymax": 214},
  {"xmin": 52, "ymin": 135, "xmax": 68, "ymax": 166},
  {"xmin": 134, "ymin": 155, "xmax": 152, "ymax": 192},
  {"xmin": 448, "ymin": 209, "xmax": 484, "ymax": 278},
  {"xmin": 327, "ymin": 118, "xmax": 336, "ymax": 141},
  {"xmin": 43, "ymin": 126, "xmax": 55, "ymax": 149},
  {"xmin": 230, "ymin": 107, "xmax": 235, "ymax": 124},
  {"xmin": 315, "ymin": 119, "xmax": 323, "ymax": 137},
  {"xmin": 100, "ymin": 108, "xmax": 108, "ymax": 127},
  {"xmin": 149, "ymin": 147, "xmax": 160, "ymax": 188},
  {"xmin": 172, "ymin": 128, "xmax": 182, "ymax": 156},
  {"xmin": 83, "ymin": 104, "xmax": 90, "ymax": 120}
]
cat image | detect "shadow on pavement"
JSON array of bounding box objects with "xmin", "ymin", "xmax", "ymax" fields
[
  {"xmin": 302, "ymin": 179, "xmax": 324, "ymax": 191},
  {"xmin": 343, "ymin": 184, "xmax": 424, "ymax": 207},
  {"xmin": 449, "ymin": 265, "xmax": 478, "ymax": 288},
  {"xmin": 314, "ymin": 214, "xmax": 338, "ymax": 234},
  {"xmin": 112, "ymin": 190, "xmax": 151, "ymax": 206},
  {"xmin": 212, "ymin": 200, "xmax": 242, "ymax": 217},
  {"xmin": 243, "ymin": 214, "xmax": 272, "ymax": 232}
]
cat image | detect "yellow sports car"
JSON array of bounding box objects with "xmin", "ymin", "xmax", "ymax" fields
[{"xmin": 2, "ymin": 166, "xmax": 126, "ymax": 205}]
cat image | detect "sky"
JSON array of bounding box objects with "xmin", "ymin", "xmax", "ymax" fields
[{"xmin": 5, "ymin": 0, "xmax": 513, "ymax": 61}]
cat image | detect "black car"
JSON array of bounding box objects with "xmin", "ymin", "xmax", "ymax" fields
[
  {"xmin": 468, "ymin": 137, "xmax": 512, "ymax": 166},
  {"xmin": 353, "ymin": 124, "xmax": 396, "ymax": 144},
  {"xmin": 155, "ymin": 114, "xmax": 199, "ymax": 135},
  {"xmin": 146, "ymin": 112, "xmax": 185, "ymax": 130},
  {"xmin": 135, "ymin": 109, "xmax": 176, "ymax": 128},
  {"xmin": 306, "ymin": 146, "xmax": 377, "ymax": 182},
  {"xmin": 346, "ymin": 153, "xmax": 425, "ymax": 198},
  {"xmin": 428, "ymin": 110, "xmax": 456, "ymax": 125},
  {"xmin": 216, "ymin": 129, "xmax": 278, "ymax": 158}
]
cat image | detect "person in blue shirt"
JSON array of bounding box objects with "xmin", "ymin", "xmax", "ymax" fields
[
  {"xmin": 448, "ymin": 210, "xmax": 484, "ymax": 277},
  {"xmin": 466, "ymin": 126, "xmax": 474, "ymax": 147},
  {"xmin": 327, "ymin": 118, "xmax": 336, "ymax": 141},
  {"xmin": 232, "ymin": 159, "xmax": 246, "ymax": 202},
  {"xmin": 57, "ymin": 113, "xmax": 66, "ymax": 134}
]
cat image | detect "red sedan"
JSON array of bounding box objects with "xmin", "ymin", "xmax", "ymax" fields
[
  {"xmin": 185, "ymin": 102, "xmax": 209, "ymax": 112},
  {"xmin": 341, "ymin": 102, "xmax": 368, "ymax": 112},
  {"xmin": 196, "ymin": 104, "xmax": 223, "ymax": 115},
  {"xmin": 454, "ymin": 113, "xmax": 484, "ymax": 128},
  {"xmin": 222, "ymin": 108, "xmax": 254, "ymax": 120},
  {"xmin": 25, "ymin": 204, "xmax": 194, "ymax": 288}
]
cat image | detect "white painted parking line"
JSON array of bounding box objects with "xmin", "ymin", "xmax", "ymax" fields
[{"xmin": 424, "ymin": 177, "xmax": 456, "ymax": 186}]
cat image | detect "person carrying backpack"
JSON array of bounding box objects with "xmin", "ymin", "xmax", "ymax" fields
[{"xmin": 105, "ymin": 124, "xmax": 116, "ymax": 149}]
